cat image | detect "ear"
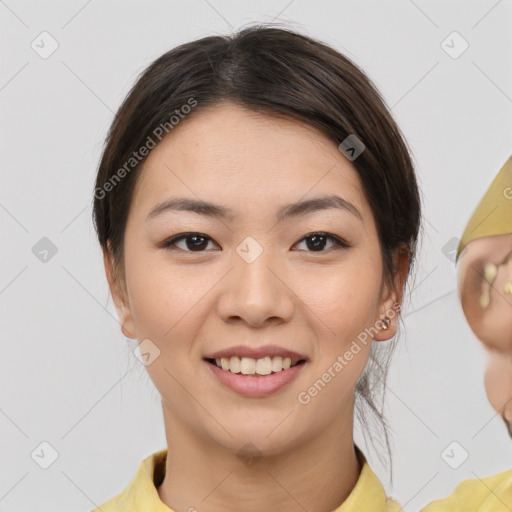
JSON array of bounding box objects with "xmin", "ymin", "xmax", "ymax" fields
[
  {"xmin": 103, "ymin": 243, "xmax": 136, "ymax": 340},
  {"xmin": 373, "ymin": 245, "xmax": 410, "ymax": 341}
]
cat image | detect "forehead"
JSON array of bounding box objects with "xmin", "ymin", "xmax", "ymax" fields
[{"xmin": 130, "ymin": 103, "xmax": 368, "ymax": 220}]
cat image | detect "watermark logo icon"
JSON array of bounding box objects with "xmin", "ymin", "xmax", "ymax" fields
[
  {"xmin": 32, "ymin": 237, "xmax": 58, "ymax": 263},
  {"xmin": 338, "ymin": 134, "xmax": 365, "ymax": 161},
  {"xmin": 236, "ymin": 442, "xmax": 262, "ymax": 468},
  {"xmin": 236, "ymin": 236, "xmax": 263, "ymax": 264},
  {"xmin": 441, "ymin": 236, "xmax": 464, "ymax": 263},
  {"xmin": 31, "ymin": 441, "xmax": 59, "ymax": 469},
  {"xmin": 31, "ymin": 31, "xmax": 59, "ymax": 59},
  {"xmin": 441, "ymin": 31, "xmax": 469, "ymax": 59},
  {"xmin": 441, "ymin": 441, "xmax": 469, "ymax": 469},
  {"xmin": 133, "ymin": 338, "xmax": 161, "ymax": 366}
]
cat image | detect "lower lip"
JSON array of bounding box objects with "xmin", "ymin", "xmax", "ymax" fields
[{"xmin": 205, "ymin": 360, "xmax": 306, "ymax": 397}]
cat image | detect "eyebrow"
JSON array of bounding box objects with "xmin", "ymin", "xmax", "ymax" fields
[{"xmin": 146, "ymin": 195, "xmax": 363, "ymax": 222}]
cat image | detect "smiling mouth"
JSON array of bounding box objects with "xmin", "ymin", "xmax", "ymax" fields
[{"xmin": 204, "ymin": 356, "xmax": 306, "ymax": 376}]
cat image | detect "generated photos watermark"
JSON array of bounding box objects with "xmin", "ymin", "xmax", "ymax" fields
[
  {"xmin": 94, "ymin": 97, "xmax": 198, "ymax": 200},
  {"xmin": 297, "ymin": 302, "xmax": 402, "ymax": 405}
]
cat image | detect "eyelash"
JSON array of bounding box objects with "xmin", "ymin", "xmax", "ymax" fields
[{"xmin": 160, "ymin": 231, "xmax": 350, "ymax": 253}]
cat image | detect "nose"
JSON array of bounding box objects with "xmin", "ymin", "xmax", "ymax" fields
[{"xmin": 216, "ymin": 241, "xmax": 295, "ymax": 327}]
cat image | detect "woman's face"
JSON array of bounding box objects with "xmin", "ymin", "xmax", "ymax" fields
[{"xmin": 105, "ymin": 102, "xmax": 404, "ymax": 455}]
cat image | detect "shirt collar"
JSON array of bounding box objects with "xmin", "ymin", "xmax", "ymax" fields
[{"xmin": 109, "ymin": 445, "xmax": 400, "ymax": 512}]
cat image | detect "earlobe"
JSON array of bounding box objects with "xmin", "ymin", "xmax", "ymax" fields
[
  {"xmin": 102, "ymin": 245, "xmax": 136, "ymax": 340},
  {"xmin": 372, "ymin": 276, "xmax": 399, "ymax": 341},
  {"xmin": 373, "ymin": 246, "xmax": 410, "ymax": 342},
  {"xmin": 373, "ymin": 312, "xmax": 398, "ymax": 341}
]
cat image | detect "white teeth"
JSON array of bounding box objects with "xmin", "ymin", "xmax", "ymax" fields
[
  {"xmin": 240, "ymin": 357, "xmax": 255, "ymax": 375},
  {"xmin": 271, "ymin": 356, "xmax": 282, "ymax": 372},
  {"xmin": 215, "ymin": 355, "xmax": 299, "ymax": 375},
  {"xmin": 230, "ymin": 356, "xmax": 241, "ymax": 374},
  {"xmin": 256, "ymin": 357, "xmax": 272, "ymax": 375}
]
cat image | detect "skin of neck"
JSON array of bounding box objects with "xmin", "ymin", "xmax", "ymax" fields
[{"xmin": 156, "ymin": 395, "xmax": 361, "ymax": 512}]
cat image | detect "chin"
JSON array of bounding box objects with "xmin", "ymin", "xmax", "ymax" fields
[{"xmin": 212, "ymin": 425, "xmax": 302, "ymax": 458}]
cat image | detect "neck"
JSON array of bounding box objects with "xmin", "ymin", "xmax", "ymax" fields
[{"xmin": 157, "ymin": 401, "xmax": 362, "ymax": 512}]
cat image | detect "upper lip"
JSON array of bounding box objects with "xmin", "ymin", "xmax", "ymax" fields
[{"xmin": 204, "ymin": 345, "xmax": 308, "ymax": 364}]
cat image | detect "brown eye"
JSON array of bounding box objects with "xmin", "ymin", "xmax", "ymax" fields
[
  {"xmin": 163, "ymin": 233, "xmax": 217, "ymax": 252},
  {"xmin": 161, "ymin": 231, "xmax": 350, "ymax": 253},
  {"xmin": 293, "ymin": 232, "xmax": 349, "ymax": 252}
]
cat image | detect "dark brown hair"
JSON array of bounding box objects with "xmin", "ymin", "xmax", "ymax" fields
[{"xmin": 92, "ymin": 23, "xmax": 421, "ymax": 482}]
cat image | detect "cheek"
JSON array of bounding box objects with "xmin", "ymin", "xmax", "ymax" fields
[
  {"xmin": 298, "ymin": 260, "xmax": 382, "ymax": 343},
  {"xmin": 124, "ymin": 247, "xmax": 208, "ymax": 340},
  {"xmin": 292, "ymin": 261, "xmax": 380, "ymax": 405},
  {"xmin": 121, "ymin": 254, "xmax": 217, "ymax": 409},
  {"xmin": 123, "ymin": 255, "xmax": 214, "ymax": 411},
  {"xmin": 296, "ymin": 334, "xmax": 372, "ymax": 427}
]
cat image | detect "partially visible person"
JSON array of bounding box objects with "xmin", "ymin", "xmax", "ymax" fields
[
  {"xmin": 421, "ymin": 156, "xmax": 512, "ymax": 511},
  {"xmin": 457, "ymin": 155, "xmax": 512, "ymax": 434}
]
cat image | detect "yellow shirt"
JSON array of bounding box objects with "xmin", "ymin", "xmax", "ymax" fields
[
  {"xmin": 419, "ymin": 468, "xmax": 512, "ymax": 512},
  {"xmin": 91, "ymin": 446, "xmax": 402, "ymax": 511},
  {"xmin": 91, "ymin": 448, "xmax": 512, "ymax": 511}
]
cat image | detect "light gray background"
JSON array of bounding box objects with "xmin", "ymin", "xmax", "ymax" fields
[{"xmin": 1, "ymin": 1, "xmax": 511, "ymax": 511}]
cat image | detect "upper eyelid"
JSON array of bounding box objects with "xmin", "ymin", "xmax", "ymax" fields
[{"xmin": 163, "ymin": 232, "xmax": 348, "ymax": 250}]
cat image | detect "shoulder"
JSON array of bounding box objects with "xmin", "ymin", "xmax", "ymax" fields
[
  {"xmin": 333, "ymin": 445, "xmax": 403, "ymax": 511},
  {"xmin": 420, "ymin": 469, "xmax": 512, "ymax": 511},
  {"xmin": 90, "ymin": 491, "xmax": 123, "ymax": 512},
  {"xmin": 89, "ymin": 449, "xmax": 170, "ymax": 512}
]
